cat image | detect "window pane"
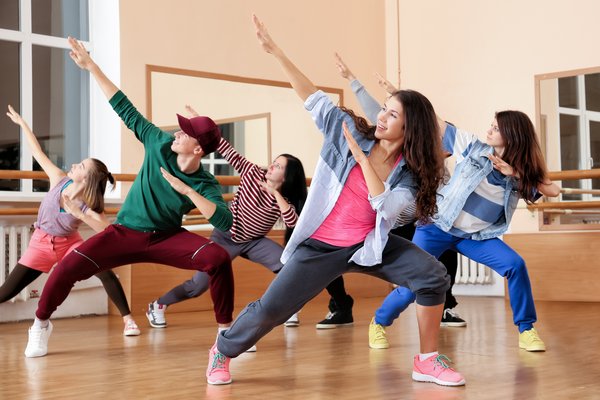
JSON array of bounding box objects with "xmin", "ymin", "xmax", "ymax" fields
[
  {"xmin": 32, "ymin": 0, "xmax": 89, "ymax": 40},
  {"xmin": 585, "ymin": 73, "xmax": 600, "ymax": 112},
  {"xmin": 32, "ymin": 45, "xmax": 89, "ymax": 192},
  {"xmin": 559, "ymin": 114, "xmax": 581, "ymax": 200},
  {"xmin": 0, "ymin": 40, "xmax": 21, "ymax": 191},
  {"xmin": 0, "ymin": 0, "xmax": 19, "ymax": 30},
  {"xmin": 558, "ymin": 76, "xmax": 578, "ymax": 109},
  {"xmin": 590, "ymin": 121, "xmax": 600, "ymax": 191}
]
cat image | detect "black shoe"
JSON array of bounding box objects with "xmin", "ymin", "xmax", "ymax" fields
[
  {"xmin": 440, "ymin": 308, "xmax": 467, "ymax": 327},
  {"xmin": 315, "ymin": 310, "xmax": 354, "ymax": 329}
]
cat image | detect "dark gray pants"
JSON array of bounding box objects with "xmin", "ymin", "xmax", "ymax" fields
[
  {"xmin": 217, "ymin": 235, "xmax": 450, "ymax": 358},
  {"xmin": 158, "ymin": 229, "xmax": 284, "ymax": 305}
]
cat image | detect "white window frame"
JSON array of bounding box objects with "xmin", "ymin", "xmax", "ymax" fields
[
  {"xmin": 558, "ymin": 75, "xmax": 600, "ymax": 200},
  {"xmin": 0, "ymin": 0, "xmax": 121, "ymax": 201}
]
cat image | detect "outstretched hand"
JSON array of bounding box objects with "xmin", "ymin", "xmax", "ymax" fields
[
  {"xmin": 334, "ymin": 52, "xmax": 356, "ymax": 81},
  {"xmin": 185, "ymin": 105, "xmax": 200, "ymax": 118},
  {"xmin": 487, "ymin": 153, "xmax": 517, "ymax": 178},
  {"xmin": 160, "ymin": 167, "xmax": 192, "ymax": 195},
  {"xmin": 253, "ymin": 14, "xmax": 279, "ymax": 55},
  {"xmin": 342, "ymin": 121, "xmax": 367, "ymax": 165},
  {"xmin": 374, "ymin": 72, "xmax": 398, "ymax": 95},
  {"xmin": 61, "ymin": 194, "xmax": 84, "ymax": 219},
  {"xmin": 6, "ymin": 105, "xmax": 24, "ymax": 126},
  {"xmin": 68, "ymin": 36, "xmax": 95, "ymax": 70}
]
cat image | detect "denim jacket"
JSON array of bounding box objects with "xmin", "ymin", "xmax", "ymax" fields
[
  {"xmin": 281, "ymin": 91, "xmax": 417, "ymax": 266},
  {"xmin": 434, "ymin": 125, "xmax": 520, "ymax": 240}
]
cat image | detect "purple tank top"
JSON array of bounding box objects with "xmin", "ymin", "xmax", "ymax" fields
[{"xmin": 34, "ymin": 176, "xmax": 88, "ymax": 237}]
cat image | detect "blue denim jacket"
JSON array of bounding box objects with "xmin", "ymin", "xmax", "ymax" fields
[
  {"xmin": 281, "ymin": 91, "xmax": 417, "ymax": 266},
  {"xmin": 434, "ymin": 125, "xmax": 520, "ymax": 240}
]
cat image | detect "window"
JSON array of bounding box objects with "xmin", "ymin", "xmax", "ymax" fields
[
  {"xmin": 0, "ymin": 0, "xmax": 120, "ymax": 198},
  {"xmin": 557, "ymin": 73, "xmax": 600, "ymax": 201},
  {"xmin": 537, "ymin": 67, "xmax": 600, "ymax": 228}
]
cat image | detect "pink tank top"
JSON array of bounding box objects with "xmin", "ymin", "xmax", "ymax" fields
[
  {"xmin": 311, "ymin": 164, "xmax": 376, "ymax": 246},
  {"xmin": 35, "ymin": 176, "xmax": 87, "ymax": 237}
]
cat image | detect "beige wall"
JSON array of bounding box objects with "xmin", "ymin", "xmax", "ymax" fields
[
  {"xmin": 397, "ymin": 0, "xmax": 600, "ymax": 232},
  {"xmin": 118, "ymin": 0, "xmax": 388, "ymax": 177}
]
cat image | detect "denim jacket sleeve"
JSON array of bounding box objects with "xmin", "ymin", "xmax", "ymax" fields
[{"xmin": 368, "ymin": 183, "xmax": 415, "ymax": 223}]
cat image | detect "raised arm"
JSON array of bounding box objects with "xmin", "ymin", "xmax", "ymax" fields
[
  {"xmin": 6, "ymin": 105, "xmax": 64, "ymax": 187},
  {"xmin": 68, "ymin": 37, "xmax": 118, "ymax": 100},
  {"xmin": 253, "ymin": 15, "xmax": 317, "ymax": 101},
  {"xmin": 334, "ymin": 52, "xmax": 381, "ymax": 124}
]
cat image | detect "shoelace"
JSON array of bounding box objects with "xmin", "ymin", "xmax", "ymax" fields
[
  {"xmin": 125, "ymin": 320, "xmax": 138, "ymax": 329},
  {"xmin": 444, "ymin": 309, "xmax": 462, "ymax": 319},
  {"xmin": 433, "ymin": 354, "xmax": 453, "ymax": 369},
  {"xmin": 324, "ymin": 312, "xmax": 335, "ymax": 320},
  {"xmin": 372, "ymin": 324, "xmax": 386, "ymax": 341},
  {"xmin": 211, "ymin": 352, "xmax": 227, "ymax": 370}
]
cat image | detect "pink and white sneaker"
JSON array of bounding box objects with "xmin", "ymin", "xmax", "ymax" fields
[
  {"xmin": 206, "ymin": 343, "xmax": 232, "ymax": 385},
  {"xmin": 123, "ymin": 319, "xmax": 141, "ymax": 336},
  {"xmin": 412, "ymin": 354, "xmax": 466, "ymax": 386}
]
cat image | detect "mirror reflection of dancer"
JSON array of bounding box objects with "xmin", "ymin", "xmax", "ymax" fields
[
  {"xmin": 147, "ymin": 105, "xmax": 307, "ymax": 344},
  {"xmin": 2, "ymin": 106, "xmax": 140, "ymax": 337},
  {"xmin": 370, "ymin": 107, "xmax": 560, "ymax": 352},
  {"xmin": 23, "ymin": 37, "xmax": 235, "ymax": 358},
  {"xmin": 204, "ymin": 15, "xmax": 466, "ymax": 387}
]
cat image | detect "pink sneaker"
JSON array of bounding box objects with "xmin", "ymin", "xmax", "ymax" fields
[
  {"xmin": 206, "ymin": 344, "xmax": 232, "ymax": 385},
  {"xmin": 412, "ymin": 354, "xmax": 466, "ymax": 386}
]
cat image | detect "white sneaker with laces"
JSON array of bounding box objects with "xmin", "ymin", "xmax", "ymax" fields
[
  {"xmin": 123, "ymin": 319, "xmax": 141, "ymax": 336},
  {"xmin": 146, "ymin": 300, "xmax": 167, "ymax": 328},
  {"xmin": 24, "ymin": 321, "xmax": 53, "ymax": 358}
]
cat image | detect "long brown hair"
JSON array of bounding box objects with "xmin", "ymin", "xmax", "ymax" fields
[
  {"xmin": 81, "ymin": 158, "xmax": 115, "ymax": 213},
  {"xmin": 495, "ymin": 111, "xmax": 547, "ymax": 203},
  {"xmin": 341, "ymin": 89, "xmax": 445, "ymax": 222}
]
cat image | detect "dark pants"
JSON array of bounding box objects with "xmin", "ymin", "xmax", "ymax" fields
[
  {"xmin": 36, "ymin": 224, "xmax": 234, "ymax": 324},
  {"xmin": 217, "ymin": 236, "xmax": 449, "ymax": 358}
]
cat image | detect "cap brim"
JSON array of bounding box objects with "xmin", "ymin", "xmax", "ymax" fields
[{"xmin": 176, "ymin": 114, "xmax": 194, "ymax": 136}]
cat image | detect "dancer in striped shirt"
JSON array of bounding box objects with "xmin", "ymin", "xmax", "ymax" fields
[{"xmin": 147, "ymin": 106, "xmax": 307, "ymax": 338}]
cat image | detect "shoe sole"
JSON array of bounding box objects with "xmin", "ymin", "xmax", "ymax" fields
[
  {"xmin": 124, "ymin": 329, "xmax": 141, "ymax": 336},
  {"xmin": 315, "ymin": 322, "xmax": 353, "ymax": 330},
  {"xmin": 412, "ymin": 371, "xmax": 466, "ymax": 386},
  {"xmin": 369, "ymin": 343, "xmax": 390, "ymax": 349},
  {"xmin": 440, "ymin": 322, "xmax": 467, "ymax": 327},
  {"xmin": 519, "ymin": 344, "xmax": 546, "ymax": 352},
  {"xmin": 284, "ymin": 322, "xmax": 299, "ymax": 327},
  {"xmin": 146, "ymin": 313, "xmax": 167, "ymax": 328},
  {"xmin": 207, "ymin": 378, "xmax": 233, "ymax": 385}
]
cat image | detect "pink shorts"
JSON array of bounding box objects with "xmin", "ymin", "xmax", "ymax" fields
[{"xmin": 18, "ymin": 228, "xmax": 84, "ymax": 273}]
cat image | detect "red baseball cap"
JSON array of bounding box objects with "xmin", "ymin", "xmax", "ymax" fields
[{"xmin": 176, "ymin": 114, "xmax": 221, "ymax": 155}]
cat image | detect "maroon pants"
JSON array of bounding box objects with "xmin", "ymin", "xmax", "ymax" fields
[{"xmin": 36, "ymin": 224, "xmax": 234, "ymax": 323}]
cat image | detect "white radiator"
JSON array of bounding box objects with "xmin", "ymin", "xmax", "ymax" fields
[
  {"xmin": 0, "ymin": 225, "xmax": 32, "ymax": 302},
  {"xmin": 456, "ymin": 254, "xmax": 493, "ymax": 285}
]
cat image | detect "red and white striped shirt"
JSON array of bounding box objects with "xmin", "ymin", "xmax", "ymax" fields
[{"xmin": 217, "ymin": 138, "xmax": 298, "ymax": 243}]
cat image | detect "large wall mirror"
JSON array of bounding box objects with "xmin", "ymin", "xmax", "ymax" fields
[
  {"xmin": 146, "ymin": 65, "xmax": 343, "ymax": 185},
  {"xmin": 536, "ymin": 66, "xmax": 600, "ymax": 228}
]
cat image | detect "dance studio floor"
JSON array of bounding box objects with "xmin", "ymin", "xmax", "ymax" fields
[{"xmin": 1, "ymin": 296, "xmax": 599, "ymax": 399}]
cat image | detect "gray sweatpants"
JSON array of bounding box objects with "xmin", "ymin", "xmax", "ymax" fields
[
  {"xmin": 158, "ymin": 229, "xmax": 284, "ymax": 306},
  {"xmin": 217, "ymin": 235, "xmax": 450, "ymax": 358}
]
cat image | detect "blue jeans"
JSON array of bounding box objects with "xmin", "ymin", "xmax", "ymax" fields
[{"xmin": 376, "ymin": 224, "xmax": 537, "ymax": 333}]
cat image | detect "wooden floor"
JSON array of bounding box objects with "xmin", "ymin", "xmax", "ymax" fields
[{"xmin": 2, "ymin": 296, "xmax": 600, "ymax": 400}]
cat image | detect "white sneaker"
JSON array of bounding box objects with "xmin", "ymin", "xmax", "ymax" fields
[
  {"xmin": 245, "ymin": 344, "xmax": 257, "ymax": 353},
  {"xmin": 284, "ymin": 312, "xmax": 300, "ymax": 327},
  {"xmin": 123, "ymin": 319, "xmax": 141, "ymax": 336},
  {"xmin": 24, "ymin": 321, "xmax": 53, "ymax": 358},
  {"xmin": 146, "ymin": 300, "xmax": 167, "ymax": 328}
]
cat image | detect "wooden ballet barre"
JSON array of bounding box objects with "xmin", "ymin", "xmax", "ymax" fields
[
  {"xmin": 560, "ymin": 188, "xmax": 600, "ymax": 195},
  {"xmin": 527, "ymin": 201, "xmax": 600, "ymax": 211},
  {"xmin": 542, "ymin": 208, "xmax": 600, "ymax": 215},
  {"xmin": 547, "ymin": 168, "xmax": 600, "ymax": 180}
]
